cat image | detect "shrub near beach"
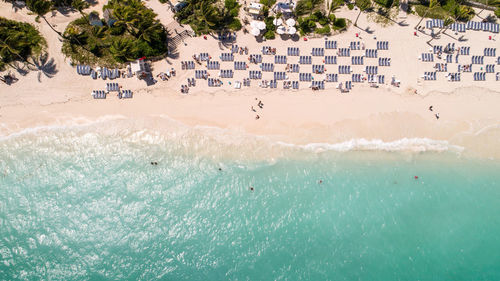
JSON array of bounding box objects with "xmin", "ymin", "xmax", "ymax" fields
[
  {"xmin": 62, "ymin": 0, "xmax": 168, "ymax": 66},
  {"xmin": 0, "ymin": 17, "xmax": 46, "ymax": 71}
]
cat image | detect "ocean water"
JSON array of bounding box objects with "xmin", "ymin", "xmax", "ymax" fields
[{"xmin": 1, "ymin": 119, "xmax": 499, "ymax": 280}]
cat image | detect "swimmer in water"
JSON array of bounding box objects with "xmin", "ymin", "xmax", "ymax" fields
[{"xmin": 250, "ymin": 187, "xmax": 254, "ymax": 191}]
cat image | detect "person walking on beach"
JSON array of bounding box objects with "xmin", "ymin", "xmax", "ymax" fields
[
  {"xmin": 429, "ymin": 105, "xmax": 433, "ymax": 111},
  {"xmin": 251, "ymin": 106, "xmax": 256, "ymax": 112},
  {"xmin": 435, "ymin": 113, "xmax": 440, "ymax": 120},
  {"xmin": 255, "ymin": 115, "xmax": 260, "ymax": 120}
]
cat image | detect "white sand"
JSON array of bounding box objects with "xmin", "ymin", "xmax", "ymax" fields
[{"xmin": 1, "ymin": 1, "xmax": 500, "ymax": 158}]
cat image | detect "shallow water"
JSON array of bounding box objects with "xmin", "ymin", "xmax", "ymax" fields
[{"xmin": 1, "ymin": 120, "xmax": 499, "ymax": 280}]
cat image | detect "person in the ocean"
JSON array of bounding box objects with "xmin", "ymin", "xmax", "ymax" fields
[
  {"xmin": 319, "ymin": 180, "xmax": 323, "ymax": 184},
  {"xmin": 250, "ymin": 187, "xmax": 254, "ymax": 191},
  {"xmin": 218, "ymin": 168, "xmax": 222, "ymax": 171}
]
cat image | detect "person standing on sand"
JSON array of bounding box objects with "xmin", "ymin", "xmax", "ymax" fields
[
  {"xmin": 255, "ymin": 115, "xmax": 260, "ymax": 120},
  {"xmin": 429, "ymin": 106, "xmax": 433, "ymax": 111},
  {"xmin": 435, "ymin": 113, "xmax": 440, "ymax": 120}
]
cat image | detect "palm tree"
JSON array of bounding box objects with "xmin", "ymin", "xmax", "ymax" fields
[
  {"xmin": 109, "ymin": 38, "xmax": 136, "ymax": 62},
  {"xmin": 71, "ymin": 0, "xmax": 90, "ymax": 23},
  {"xmin": 354, "ymin": 0, "xmax": 372, "ymax": 27},
  {"xmin": 26, "ymin": 0, "xmax": 64, "ymax": 38}
]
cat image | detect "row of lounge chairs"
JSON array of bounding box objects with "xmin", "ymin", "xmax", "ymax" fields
[
  {"xmin": 198, "ymin": 53, "xmax": 210, "ymax": 61},
  {"xmin": 435, "ymin": 63, "xmax": 448, "ymax": 72},
  {"xmin": 299, "ymin": 56, "xmax": 312, "ymax": 64},
  {"xmin": 219, "ymin": 70, "xmax": 233, "ymax": 78},
  {"xmin": 312, "ymin": 65, "xmax": 325, "ymax": 74},
  {"xmin": 450, "ymin": 23, "xmax": 466, "ymax": 33},
  {"xmin": 424, "ymin": 72, "xmax": 437, "ymax": 80},
  {"xmin": 352, "ymin": 74, "xmax": 363, "ymax": 83},
  {"xmin": 365, "ymin": 66, "xmax": 378, "ymax": 75},
  {"xmin": 325, "ymin": 40, "xmax": 337, "ymax": 49},
  {"xmin": 367, "ymin": 74, "xmax": 385, "ymax": 84},
  {"xmin": 208, "ymin": 78, "xmax": 222, "ymax": 87},
  {"xmin": 287, "ymin": 47, "xmax": 300, "ymax": 56},
  {"xmin": 76, "ymin": 65, "xmax": 91, "ymax": 75},
  {"xmin": 118, "ymin": 90, "xmax": 133, "ymax": 99},
  {"xmin": 181, "ymin": 61, "xmax": 195, "ymax": 70},
  {"xmin": 249, "ymin": 70, "xmax": 262, "ymax": 79},
  {"xmin": 299, "ymin": 73, "xmax": 312, "ymax": 81},
  {"xmin": 344, "ymin": 81, "xmax": 353, "ymax": 90},
  {"xmin": 473, "ymin": 72, "xmax": 486, "ymax": 81},
  {"xmin": 217, "ymin": 32, "xmax": 236, "ymax": 41},
  {"xmin": 445, "ymin": 43, "xmax": 456, "ymax": 53},
  {"xmin": 195, "ymin": 70, "xmax": 208, "ymax": 79},
  {"xmin": 325, "ymin": 56, "xmax": 337, "ymax": 64},
  {"xmin": 376, "ymin": 41, "xmax": 389, "ymax": 50},
  {"xmin": 187, "ymin": 78, "xmax": 196, "ymax": 87},
  {"xmin": 106, "ymin": 82, "xmax": 120, "ymax": 92},
  {"xmin": 458, "ymin": 64, "xmax": 472, "ymax": 72},
  {"xmin": 220, "ymin": 53, "xmax": 234, "ymax": 61},
  {"xmin": 485, "ymin": 64, "xmax": 495, "ymax": 73},
  {"xmin": 338, "ymin": 48, "xmax": 350, "ymax": 57},
  {"xmin": 433, "ymin": 45, "xmax": 443, "ymax": 54},
  {"xmin": 275, "ymin": 55, "xmax": 287, "ymax": 64},
  {"xmin": 249, "ymin": 54, "xmax": 262, "ymax": 63},
  {"xmin": 243, "ymin": 78, "xmax": 251, "ymax": 86},
  {"xmin": 269, "ymin": 80, "xmax": 278, "ymax": 88},
  {"xmin": 447, "ymin": 73, "xmax": 461, "ymax": 82},
  {"xmin": 207, "ymin": 61, "xmax": 220, "ymax": 70},
  {"xmin": 460, "ymin": 47, "xmax": 470, "ymax": 55},
  {"xmin": 352, "ymin": 56, "xmax": 364, "ymax": 65},
  {"xmin": 311, "ymin": 48, "xmax": 325, "ymax": 56},
  {"xmin": 311, "ymin": 81, "xmax": 325, "ymax": 89},
  {"xmin": 466, "ymin": 21, "xmax": 500, "ymax": 33},
  {"xmin": 339, "ymin": 65, "xmax": 352, "ymax": 74},
  {"xmin": 484, "ymin": 48, "xmax": 496, "ymax": 57},
  {"xmin": 261, "ymin": 63, "xmax": 274, "ymax": 72},
  {"xmin": 365, "ymin": 49, "xmax": 378, "ymax": 58},
  {"xmin": 445, "ymin": 54, "xmax": 454, "ymax": 63},
  {"xmin": 421, "ymin": 53, "xmax": 434, "ymax": 62},
  {"xmin": 262, "ymin": 46, "xmax": 276, "ymax": 55},
  {"xmin": 100, "ymin": 67, "xmax": 120, "ymax": 80},
  {"xmin": 326, "ymin": 73, "xmax": 338, "ymax": 82},
  {"xmin": 273, "ymin": 72, "xmax": 287, "ymax": 80},
  {"xmin": 234, "ymin": 61, "xmax": 247, "ymax": 70},
  {"xmin": 231, "ymin": 45, "xmax": 239, "ymax": 54},
  {"xmin": 471, "ymin": 56, "xmax": 484, "ymax": 64},
  {"xmin": 91, "ymin": 90, "xmax": 107, "ymax": 99},
  {"xmin": 497, "ymin": 57, "xmax": 500, "ymax": 64},
  {"xmin": 379, "ymin": 57, "xmax": 391, "ymax": 66},
  {"xmin": 287, "ymin": 64, "xmax": 300, "ymax": 72},
  {"xmin": 350, "ymin": 41, "xmax": 361, "ymax": 50}
]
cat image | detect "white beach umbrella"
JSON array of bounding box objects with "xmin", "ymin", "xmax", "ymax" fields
[
  {"xmin": 250, "ymin": 28, "xmax": 261, "ymax": 36},
  {"xmin": 273, "ymin": 18, "xmax": 283, "ymax": 26},
  {"xmin": 287, "ymin": 26, "xmax": 297, "ymax": 34},
  {"xmin": 286, "ymin": 18, "xmax": 296, "ymax": 27},
  {"xmin": 257, "ymin": 21, "xmax": 266, "ymax": 30},
  {"xmin": 250, "ymin": 21, "xmax": 259, "ymax": 29},
  {"xmin": 277, "ymin": 26, "xmax": 286, "ymax": 35}
]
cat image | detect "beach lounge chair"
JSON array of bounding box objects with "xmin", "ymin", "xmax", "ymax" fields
[
  {"xmin": 338, "ymin": 65, "xmax": 351, "ymax": 74},
  {"xmin": 234, "ymin": 61, "xmax": 247, "ymax": 70},
  {"xmin": 311, "ymin": 81, "xmax": 325, "ymax": 89},
  {"xmin": 423, "ymin": 71, "xmax": 437, "ymax": 81},
  {"xmin": 484, "ymin": 48, "xmax": 496, "ymax": 57},
  {"xmin": 299, "ymin": 73, "xmax": 312, "ymax": 81},
  {"xmin": 352, "ymin": 74, "xmax": 363, "ymax": 83},
  {"xmin": 273, "ymin": 72, "xmax": 286, "ymax": 80},
  {"xmin": 199, "ymin": 53, "xmax": 210, "ymax": 61},
  {"xmin": 119, "ymin": 90, "xmax": 133, "ymax": 99},
  {"xmin": 485, "ymin": 64, "xmax": 495, "ymax": 73},
  {"xmin": 90, "ymin": 70, "xmax": 97, "ymax": 79},
  {"xmin": 195, "ymin": 70, "xmax": 207, "ymax": 79},
  {"xmin": 219, "ymin": 69, "xmax": 233, "ymax": 78},
  {"xmin": 338, "ymin": 48, "xmax": 350, "ymax": 57},
  {"xmin": 312, "ymin": 65, "xmax": 325, "ymax": 74},
  {"xmin": 471, "ymin": 56, "xmax": 484, "ymax": 64},
  {"xmin": 261, "ymin": 63, "xmax": 274, "ymax": 72},
  {"xmin": 249, "ymin": 70, "xmax": 262, "ymax": 79},
  {"xmin": 106, "ymin": 82, "xmax": 120, "ymax": 92},
  {"xmin": 352, "ymin": 56, "xmax": 364, "ymax": 65},
  {"xmin": 311, "ymin": 48, "xmax": 325, "ymax": 56},
  {"xmin": 299, "ymin": 56, "xmax": 312, "ymax": 64},
  {"xmin": 325, "ymin": 40, "xmax": 337, "ymax": 49},
  {"xmin": 287, "ymin": 47, "xmax": 300, "ymax": 56},
  {"xmin": 326, "ymin": 73, "xmax": 338, "ymax": 82},
  {"xmin": 275, "ymin": 55, "xmax": 287, "ymax": 64},
  {"xmin": 292, "ymin": 81, "xmax": 299, "ymax": 89},
  {"xmin": 207, "ymin": 61, "xmax": 220, "ymax": 70},
  {"xmin": 231, "ymin": 44, "xmax": 239, "ymax": 54},
  {"xmin": 365, "ymin": 66, "xmax": 378, "ymax": 75},
  {"xmin": 249, "ymin": 54, "xmax": 262, "ymax": 64},
  {"xmin": 473, "ymin": 72, "xmax": 486, "ymax": 81},
  {"xmin": 91, "ymin": 90, "xmax": 106, "ymax": 99},
  {"xmin": 324, "ymin": 56, "xmax": 337, "ymax": 64},
  {"xmin": 377, "ymin": 75, "xmax": 385, "ymax": 84},
  {"xmin": 365, "ymin": 49, "xmax": 378, "ymax": 58}
]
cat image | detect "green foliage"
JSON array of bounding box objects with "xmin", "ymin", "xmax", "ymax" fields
[
  {"xmin": 264, "ymin": 30, "xmax": 275, "ymax": 39},
  {"xmin": 374, "ymin": 0, "xmax": 394, "ymax": 8},
  {"xmin": 0, "ymin": 17, "xmax": 46, "ymax": 70},
  {"xmin": 62, "ymin": 0, "xmax": 168, "ymax": 66},
  {"xmin": 260, "ymin": 0, "xmax": 276, "ymax": 7},
  {"xmin": 347, "ymin": 3, "xmax": 355, "ymax": 9},
  {"xmin": 328, "ymin": 14, "xmax": 336, "ymax": 22},
  {"xmin": 355, "ymin": 0, "xmax": 372, "ymax": 11},
  {"xmin": 315, "ymin": 25, "xmax": 331, "ymax": 34},
  {"xmin": 26, "ymin": 0, "xmax": 53, "ymax": 17},
  {"xmin": 175, "ymin": 0, "xmax": 241, "ymax": 35},
  {"xmin": 333, "ymin": 17, "xmax": 347, "ymax": 28},
  {"xmin": 295, "ymin": 0, "xmax": 325, "ymax": 16},
  {"xmin": 496, "ymin": 8, "xmax": 500, "ymax": 18}
]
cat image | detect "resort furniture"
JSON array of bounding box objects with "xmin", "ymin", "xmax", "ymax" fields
[
  {"xmin": 261, "ymin": 63, "xmax": 274, "ymax": 72},
  {"xmin": 91, "ymin": 90, "xmax": 106, "ymax": 99},
  {"xmin": 325, "ymin": 40, "xmax": 337, "ymax": 49},
  {"xmin": 378, "ymin": 58, "xmax": 391, "ymax": 66},
  {"xmin": 249, "ymin": 70, "xmax": 262, "ymax": 79},
  {"xmin": 484, "ymin": 48, "xmax": 496, "ymax": 57},
  {"xmin": 234, "ymin": 61, "xmax": 247, "ymax": 70},
  {"xmin": 324, "ymin": 56, "xmax": 337, "ymax": 64},
  {"xmin": 338, "ymin": 65, "xmax": 351, "ymax": 74},
  {"xmin": 288, "ymin": 64, "xmax": 300, "ymax": 73},
  {"xmin": 349, "ymin": 41, "xmax": 361, "ymax": 50},
  {"xmin": 219, "ymin": 69, "xmax": 233, "ymax": 78},
  {"xmin": 311, "ymin": 48, "xmax": 325, "ymax": 56},
  {"xmin": 287, "ymin": 47, "xmax": 300, "ymax": 56},
  {"xmin": 485, "ymin": 64, "xmax": 495, "ymax": 73},
  {"xmin": 473, "ymin": 72, "xmax": 486, "ymax": 81},
  {"xmin": 220, "ymin": 53, "xmax": 234, "ymax": 61},
  {"xmin": 312, "ymin": 65, "xmax": 325, "ymax": 74},
  {"xmin": 471, "ymin": 56, "xmax": 484, "ymax": 64},
  {"xmin": 352, "ymin": 56, "xmax": 364, "ymax": 65},
  {"xmin": 195, "ymin": 70, "xmax": 207, "ymax": 79},
  {"xmin": 311, "ymin": 81, "xmax": 325, "ymax": 89},
  {"xmin": 299, "ymin": 73, "xmax": 312, "ymax": 81},
  {"xmin": 365, "ymin": 49, "xmax": 378, "ymax": 58},
  {"xmin": 376, "ymin": 41, "xmax": 389, "ymax": 50},
  {"xmin": 106, "ymin": 82, "xmax": 120, "ymax": 92},
  {"xmin": 299, "ymin": 56, "xmax": 312, "ymax": 64},
  {"xmin": 275, "ymin": 55, "xmax": 287, "ymax": 64},
  {"xmin": 273, "ymin": 72, "xmax": 287, "ymax": 80},
  {"xmin": 326, "ymin": 74, "xmax": 338, "ymax": 82},
  {"xmin": 338, "ymin": 48, "xmax": 350, "ymax": 57},
  {"xmin": 207, "ymin": 61, "xmax": 220, "ymax": 70}
]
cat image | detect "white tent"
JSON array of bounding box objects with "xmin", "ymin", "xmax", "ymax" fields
[
  {"xmin": 286, "ymin": 18, "xmax": 296, "ymax": 26},
  {"xmin": 277, "ymin": 26, "xmax": 286, "ymax": 34},
  {"xmin": 273, "ymin": 18, "xmax": 283, "ymax": 26},
  {"xmin": 250, "ymin": 28, "xmax": 261, "ymax": 36},
  {"xmin": 257, "ymin": 21, "xmax": 266, "ymax": 30},
  {"xmin": 288, "ymin": 26, "xmax": 296, "ymax": 34}
]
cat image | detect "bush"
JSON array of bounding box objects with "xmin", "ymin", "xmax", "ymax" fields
[
  {"xmin": 315, "ymin": 25, "xmax": 331, "ymax": 34},
  {"xmin": 334, "ymin": 18, "xmax": 346, "ymax": 28},
  {"xmin": 319, "ymin": 17, "xmax": 329, "ymax": 25},
  {"xmin": 260, "ymin": 0, "xmax": 276, "ymax": 6},
  {"xmin": 228, "ymin": 18, "xmax": 242, "ymax": 30},
  {"xmin": 328, "ymin": 14, "xmax": 336, "ymax": 22},
  {"xmin": 264, "ymin": 30, "xmax": 275, "ymax": 39},
  {"xmin": 347, "ymin": 3, "xmax": 354, "ymax": 9},
  {"xmin": 496, "ymin": 8, "xmax": 500, "ymax": 18}
]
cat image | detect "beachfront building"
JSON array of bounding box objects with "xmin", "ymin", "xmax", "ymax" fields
[
  {"xmin": 247, "ymin": 2, "xmax": 263, "ymax": 18},
  {"xmin": 272, "ymin": 1, "xmax": 295, "ymax": 17},
  {"xmin": 130, "ymin": 59, "xmax": 146, "ymax": 78}
]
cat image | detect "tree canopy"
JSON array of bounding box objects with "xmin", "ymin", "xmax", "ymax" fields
[
  {"xmin": 0, "ymin": 17, "xmax": 46, "ymax": 70},
  {"xmin": 62, "ymin": 0, "xmax": 168, "ymax": 66},
  {"xmin": 174, "ymin": 0, "xmax": 242, "ymax": 35}
]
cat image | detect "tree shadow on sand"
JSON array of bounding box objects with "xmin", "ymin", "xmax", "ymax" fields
[{"xmin": 28, "ymin": 53, "xmax": 58, "ymax": 82}]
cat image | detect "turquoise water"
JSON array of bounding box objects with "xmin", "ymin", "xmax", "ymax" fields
[{"xmin": 1, "ymin": 120, "xmax": 500, "ymax": 280}]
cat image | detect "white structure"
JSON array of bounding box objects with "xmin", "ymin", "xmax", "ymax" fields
[{"xmin": 248, "ymin": 2, "xmax": 263, "ymax": 16}]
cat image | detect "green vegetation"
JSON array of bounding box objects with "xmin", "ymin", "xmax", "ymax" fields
[
  {"xmin": 496, "ymin": 8, "xmax": 500, "ymax": 18},
  {"xmin": 414, "ymin": 0, "xmax": 475, "ymax": 22},
  {"xmin": 0, "ymin": 17, "xmax": 46, "ymax": 70},
  {"xmin": 61, "ymin": 0, "xmax": 168, "ymax": 66},
  {"xmin": 174, "ymin": 0, "xmax": 242, "ymax": 35},
  {"xmin": 295, "ymin": 1, "xmax": 347, "ymax": 35}
]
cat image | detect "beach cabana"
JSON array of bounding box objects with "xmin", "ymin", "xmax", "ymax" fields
[
  {"xmin": 247, "ymin": 2, "xmax": 263, "ymax": 17},
  {"xmin": 130, "ymin": 59, "xmax": 146, "ymax": 78}
]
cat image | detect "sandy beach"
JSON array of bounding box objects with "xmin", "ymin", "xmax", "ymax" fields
[{"xmin": 1, "ymin": 1, "xmax": 500, "ymax": 158}]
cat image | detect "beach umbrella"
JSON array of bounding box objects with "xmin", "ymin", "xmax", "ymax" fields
[
  {"xmin": 257, "ymin": 21, "xmax": 266, "ymax": 30},
  {"xmin": 277, "ymin": 26, "xmax": 286, "ymax": 35},
  {"xmin": 273, "ymin": 18, "xmax": 283, "ymax": 26},
  {"xmin": 288, "ymin": 26, "xmax": 297, "ymax": 34},
  {"xmin": 250, "ymin": 21, "xmax": 259, "ymax": 29},
  {"xmin": 286, "ymin": 18, "xmax": 296, "ymax": 26},
  {"xmin": 250, "ymin": 28, "xmax": 261, "ymax": 36}
]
